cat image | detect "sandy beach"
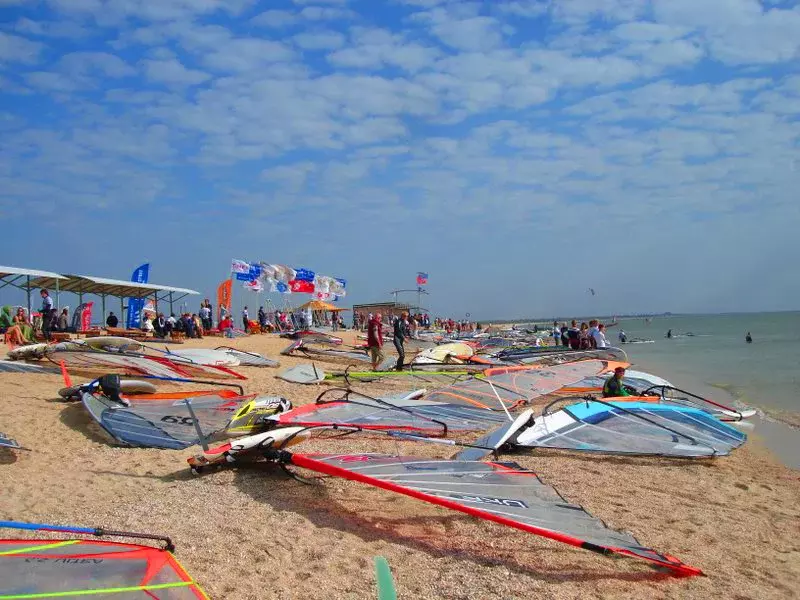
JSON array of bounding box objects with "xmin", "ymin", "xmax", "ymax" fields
[{"xmin": 2, "ymin": 331, "xmax": 799, "ymax": 600}]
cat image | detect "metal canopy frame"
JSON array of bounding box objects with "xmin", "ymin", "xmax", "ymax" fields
[
  {"xmin": 0, "ymin": 266, "xmax": 67, "ymax": 316},
  {"xmin": 0, "ymin": 267, "xmax": 199, "ymax": 325}
]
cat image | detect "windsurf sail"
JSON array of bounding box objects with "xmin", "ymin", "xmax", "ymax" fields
[
  {"xmin": 0, "ymin": 360, "xmax": 57, "ymax": 374},
  {"xmin": 280, "ymin": 330, "xmax": 343, "ymax": 345},
  {"xmin": 46, "ymin": 349, "xmax": 198, "ymax": 379},
  {"xmin": 423, "ymin": 360, "xmax": 621, "ymax": 411},
  {"xmin": 0, "ymin": 432, "xmax": 23, "ymax": 450},
  {"xmin": 268, "ymin": 452, "xmax": 701, "ymax": 576},
  {"xmin": 498, "ymin": 347, "xmax": 629, "ymax": 365},
  {"xmin": 273, "ymin": 388, "xmax": 507, "ymax": 436},
  {"xmin": 214, "ymin": 347, "xmax": 280, "ymax": 367},
  {"xmin": 81, "ymin": 383, "xmax": 245, "ymax": 449},
  {"xmin": 411, "ymin": 342, "xmax": 476, "ymax": 365},
  {"xmin": 0, "ymin": 520, "xmax": 207, "ymax": 598},
  {"xmin": 283, "ymin": 340, "xmax": 371, "ymax": 363},
  {"xmin": 639, "ymin": 385, "xmax": 755, "ymax": 421},
  {"xmin": 276, "ymin": 364, "xmax": 326, "ymax": 384},
  {"xmin": 512, "ymin": 398, "xmax": 746, "ymax": 457},
  {"xmin": 46, "ymin": 346, "xmax": 246, "ymax": 380}
]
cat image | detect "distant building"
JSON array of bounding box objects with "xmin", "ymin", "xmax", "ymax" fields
[{"xmin": 352, "ymin": 301, "xmax": 414, "ymax": 321}]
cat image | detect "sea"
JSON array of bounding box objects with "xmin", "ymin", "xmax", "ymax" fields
[{"xmin": 576, "ymin": 312, "xmax": 800, "ymax": 468}]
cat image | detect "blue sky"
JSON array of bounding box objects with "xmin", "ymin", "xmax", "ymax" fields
[{"xmin": 1, "ymin": 0, "xmax": 799, "ymax": 319}]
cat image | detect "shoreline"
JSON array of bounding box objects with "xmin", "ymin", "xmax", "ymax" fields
[{"xmin": 627, "ymin": 354, "xmax": 800, "ymax": 470}]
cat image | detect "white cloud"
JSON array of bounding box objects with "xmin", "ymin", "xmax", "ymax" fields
[
  {"xmin": 293, "ymin": 30, "xmax": 346, "ymax": 50},
  {"xmin": 60, "ymin": 52, "xmax": 136, "ymax": 78},
  {"xmin": 327, "ymin": 27, "xmax": 440, "ymax": 71},
  {"xmin": 46, "ymin": 0, "xmax": 256, "ymax": 23},
  {"xmin": 653, "ymin": 0, "xmax": 800, "ymax": 65},
  {"xmin": 250, "ymin": 10, "xmax": 298, "ymax": 28},
  {"xmin": 292, "ymin": 0, "xmax": 349, "ymax": 4},
  {"xmin": 261, "ymin": 162, "xmax": 317, "ymax": 191},
  {"xmin": 496, "ymin": 1, "xmax": 551, "ymax": 18},
  {"xmin": 428, "ymin": 14, "xmax": 506, "ymax": 51},
  {"xmin": 0, "ymin": 32, "xmax": 44, "ymax": 64},
  {"xmin": 142, "ymin": 57, "xmax": 211, "ymax": 86},
  {"xmin": 299, "ymin": 6, "xmax": 356, "ymax": 21},
  {"xmin": 203, "ymin": 39, "xmax": 295, "ymax": 72},
  {"xmin": 24, "ymin": 71, "xmax": 81, "ymax": 92},
  {"xmin": 13, "ymin": 18, "xmax": 89, "ymax": 39},
  {"xmin": 550, "ymin": 0, "xmax": 649, "ymax": 26}
]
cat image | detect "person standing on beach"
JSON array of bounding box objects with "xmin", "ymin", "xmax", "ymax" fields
[
  {"xmin": 367, "ymin": 312, "xmax": 385, "ymax": 370},
  {"xmin": 393, "ymin": 312, "xmax": 409, "ymax": 370},
  {"xmin": 603, "ymin": 366, "xmax": 631, "ymax": 398},
  {"xmin": 242, "ymin": 306, "xmax": 249, "ymax": 332},
  {"xmin": 39, "ymin": 289, "xmax": 55, "ymax": 340}
]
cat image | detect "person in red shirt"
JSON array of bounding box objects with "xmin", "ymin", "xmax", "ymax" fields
[
  {"xmin": 219, "ymin": 315, "xmax": 234, "ymax": 338},
  {"xmin": 367, "ymin": 312, "xmax": 384, "ymax": 370}
]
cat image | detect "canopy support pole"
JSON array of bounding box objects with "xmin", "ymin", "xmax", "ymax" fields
[{"xmin": 26, "ymin": 275, "xmax": 31, "ymax": 316}]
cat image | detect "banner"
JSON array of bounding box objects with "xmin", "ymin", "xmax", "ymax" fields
[
  {"xmin": 81, "ymin": 301, "xmax": 94, "ymax": 331},
  {"xmin": 126, "ymin": 263, "xmax": 150, "ymax": 329},
  {"xmin": 217, "ymin": 279, "xmax": 232, "ymax": 322}
]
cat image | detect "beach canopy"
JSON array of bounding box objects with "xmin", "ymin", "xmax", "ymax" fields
[{"xmin": 297, "ymin": 300, "xmax": 349, "ymax": 311}]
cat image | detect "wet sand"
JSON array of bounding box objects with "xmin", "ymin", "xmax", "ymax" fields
[{"xmin": 1, "ymin": 331, "xmax": 799, "ymax": 599}]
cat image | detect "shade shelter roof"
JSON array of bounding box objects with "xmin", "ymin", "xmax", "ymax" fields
[
  {"xmin": 25, "ymin": 274, "xmax": 199, "ymax": 300},
  {"xmin": 297, "ymin": 300, "xmax": 349, "ymax": 311}
]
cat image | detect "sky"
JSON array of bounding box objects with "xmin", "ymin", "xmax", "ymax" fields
[{"xmin": 1, "ymin": 0, "xmax": 799, "ymax": 320}]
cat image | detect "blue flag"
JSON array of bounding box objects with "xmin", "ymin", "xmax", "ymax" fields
[
  {"xmin": 126, "ymin": 263, "xmax": 150, "ymax": 329},
  {"xmin": 294, "ymin": 268, "xmax": 315, "ymax": 282}
]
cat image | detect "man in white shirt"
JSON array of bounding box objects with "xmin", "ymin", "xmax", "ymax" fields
[{"xmin": 242, "ymin": 307, "xmax": 249, "ymax": 332}]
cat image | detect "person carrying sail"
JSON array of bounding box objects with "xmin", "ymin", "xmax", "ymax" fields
[
  {"xmin": 603, "ymin": 366, "xmax": 631, "ymax": 398},
  {"xmin": 746, "ymin": 332, "xmax": 752, "ymax": 343}
]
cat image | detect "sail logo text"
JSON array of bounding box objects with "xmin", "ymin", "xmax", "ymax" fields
[
  {"xmin": 24, "ymin": 558, "xmax": 104, "ymax": 564},
  {"xmin": 446, "ymin": 494, "xmax": 528, "ymax": 508}
]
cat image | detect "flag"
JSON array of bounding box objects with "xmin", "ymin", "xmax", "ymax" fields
[
  {"xmin": 293, "ymin": 268, "xmax": 316, "ymax": 282},
  {"xmin": 416, "ymin": 272, "xmax": 428, "ymax": 285},
  {"xmin": 244, "ymin": 279, "xmax": 263, "ymax": 293},
  {"xmin": 231, "ymin": 259, "xmax": 250, "ymax": 274},
  {"xmin": 289, "ymin": 279, "xmax": 315, "ymax": 293},
  {"xmin": 217, "ymin": 279, "xmax": 232, "ymax": 322},
  {"xmin": 125, "ymin": 263, "xmax": 150, "ymax": 329}
]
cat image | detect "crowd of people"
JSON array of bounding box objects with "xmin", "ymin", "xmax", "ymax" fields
[{"xmin": 547, "ymin": 319, "xmax": 615, "ymax": 350}]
